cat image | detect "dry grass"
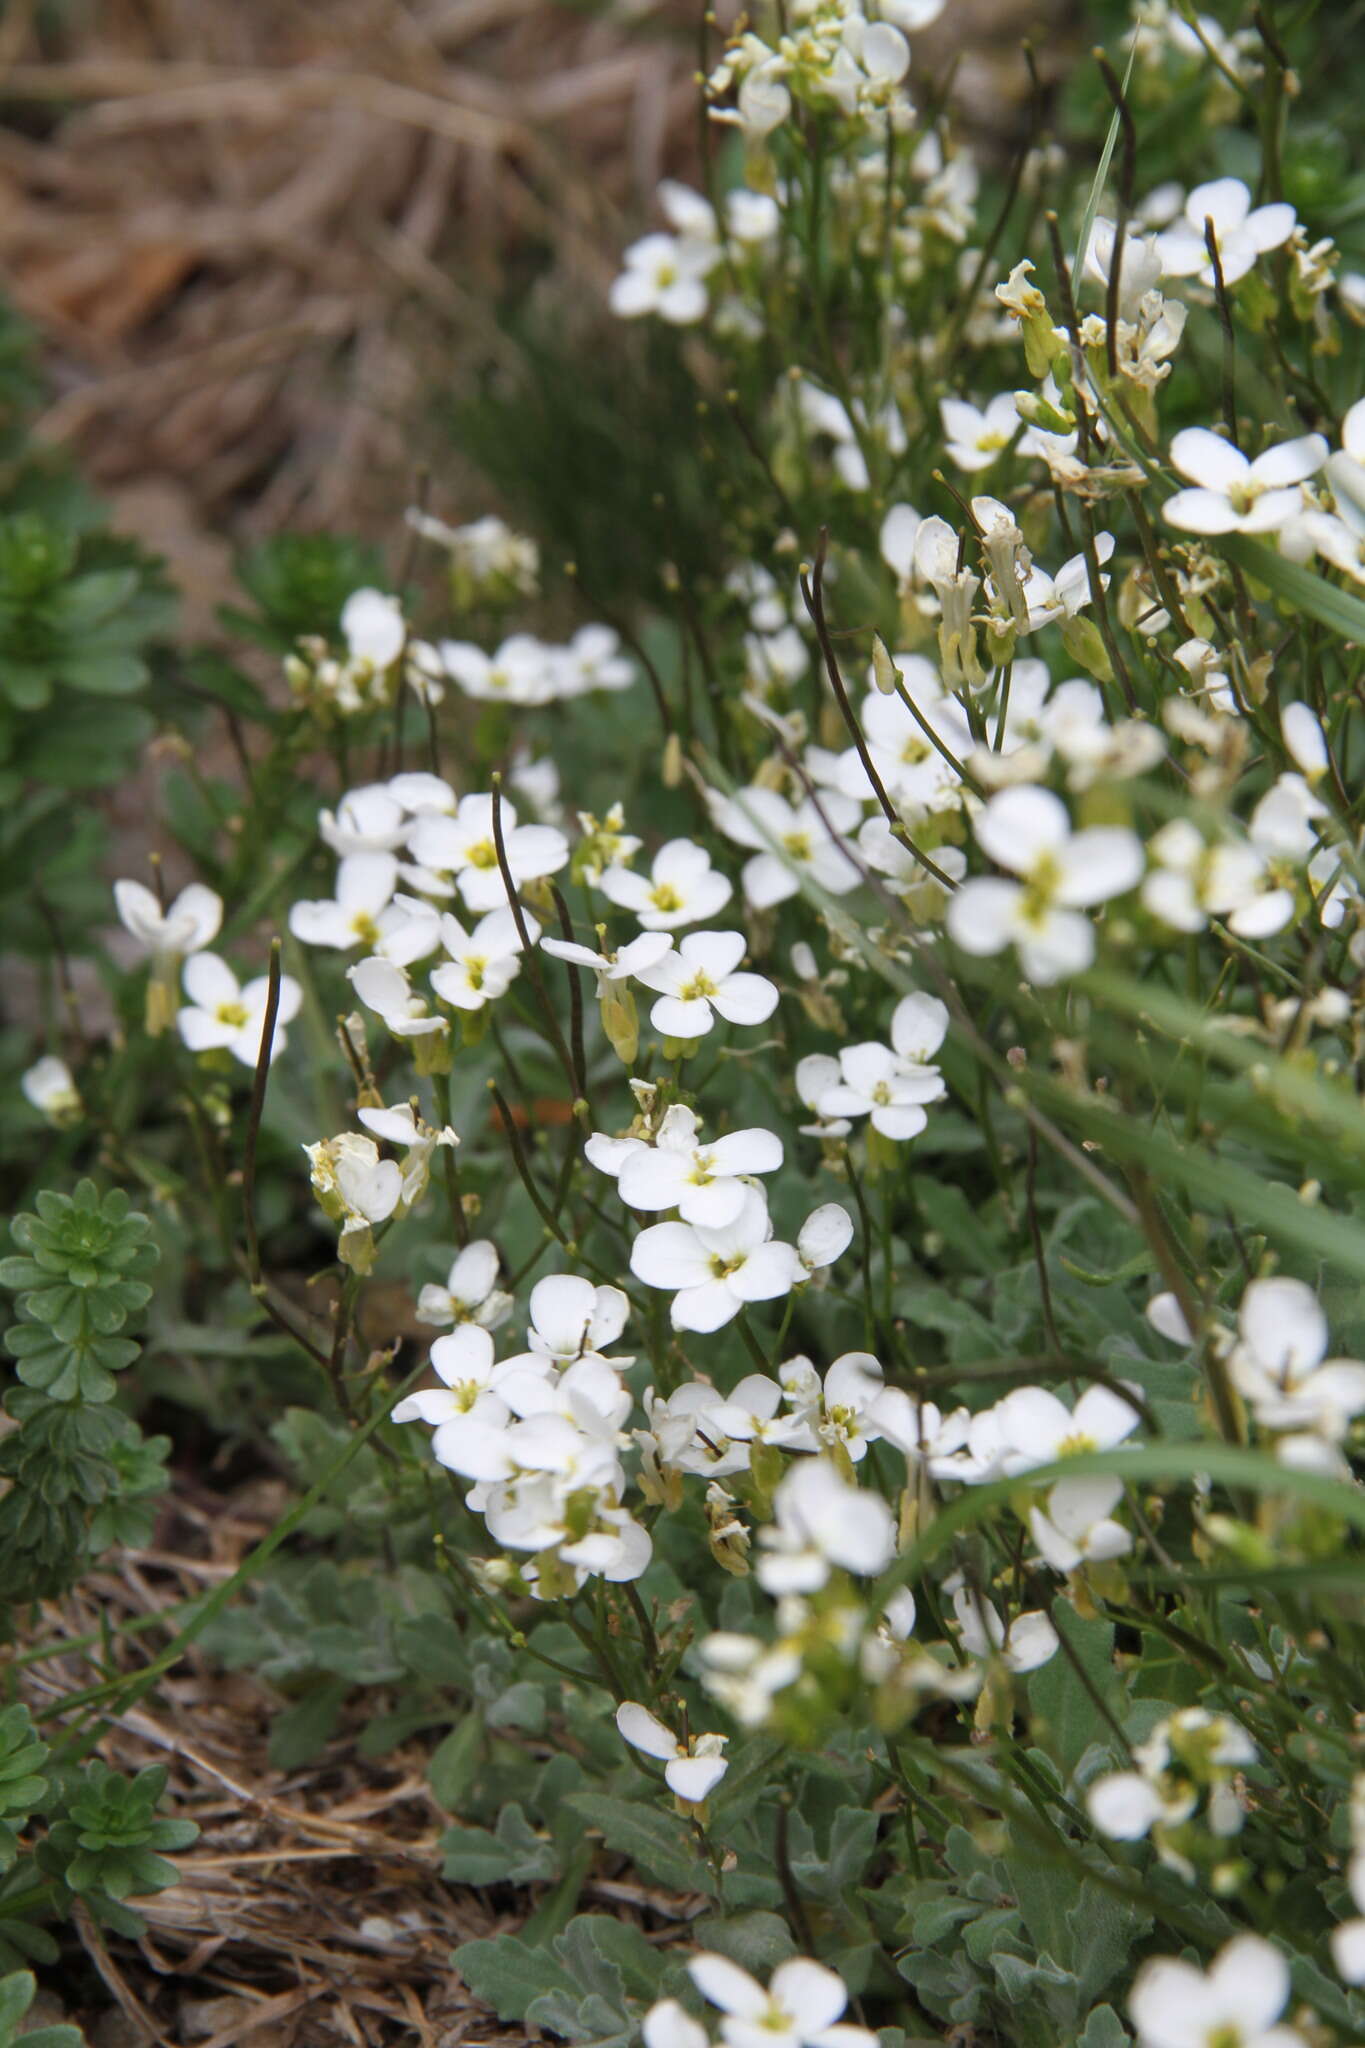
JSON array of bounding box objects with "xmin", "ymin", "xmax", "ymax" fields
[
  {"xmin": 16, "ymin": 1471, "xmax": 710, "ymax": 2045},
  {"xmin": 0, "ymin": 0, "xmax": 699, "ymax": 612}
]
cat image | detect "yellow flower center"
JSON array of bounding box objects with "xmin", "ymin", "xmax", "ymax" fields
[
  {"xmin": 216, "ymin": 1001, "xmax": 249, "ymax": 1028},
  {"xmin": 467, "ymin": 839, "xmax": 499, "ymax": 869},
  {"xmin": 680, "ymin": 972, "xmax": 719, "ymax": 1002},
  {"xmin": 650, "ymin": 883, "xmax": 684, "ymax": 913},
  {"xmin": 783, "ymin": 831, "xmax": 813, "ymax": 860}
]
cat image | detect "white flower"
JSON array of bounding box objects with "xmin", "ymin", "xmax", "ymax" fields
[
  {"xmin": 1164, "ymin": 428, "xmax": 1327, "ymax": 536},
  {"xmin": 341, "ymin": 589, "xmax": 405, "ymax": 670},
  {"xmin": 685, "ymin": 1953, "xmax": 876, "ymax": 2048},
  {"xmin": 391, "ymin": 1323, "xmax": 516, "ymax": 1466},
  {"xmin": 634, "ymin": 931, "xmax": 779, "ymax": 1040},
  {"xmin": 1142, "ymin": 819, "xmax": 1292, "ymax": 938},
  {"xmin": 631, "ymin": 1187, "xmax": 803, "ymax": 1333},
  {"xmin": 952, "ymin": 1586, "xmax": 1059, "ymax": 1671},
  {"xmin": 518, "ymin": 1273, "xmax": 630, "ymax": 1367},
  {"xmin": 988, "ymin": 1380, "xmax": 1142, "ymax": 1476},
  {"xmin": 614, "ymin": 1702, "xmax": 729, "ymax": 1803},
  {"xmin": 600, "ymin": 838, "xmax": 733, "ymax": 931},
  {"xmin": 1281, "ymin": 702, "xmax": 1329, "ymax": 780},
  {"xmin": 707, "ymin": 786, "xmax": 863, "ymax": 907},
  {"xmin": 114, "ymin": 879, "xmax": 223, "ymax": 962},
  {"xmin": 643, "ymin": 2001, "xmax": 710, "ymax": 2048},
  {"xmin": 609, "ymin": 232, "xmax": 715, "ymax": 325},
  {"xmin": 541, "ymin": 929, "xmax": 672, "ymax": 992},
  {"xmin": 1156, "ymin": 177, "xmax": 1297, "ymax": 286},
  {"xmin": 1087, "ymin": 1770, "xmax": 1169, "ymax": 1840},
  {"xmin": 21, "ymin": 1056, "xmax": 79, "ymax": 1121},
  {"xmin": 796, "ymin": 1203, "xmax": 854, "ymax": 1277},
  {"xmin": 947, "ymin": 786, "xmax": 1143, "ymax": 983},
  {"xmin": 796, "ymin": 1054, "xmax": 852, "ymax": 1139},
  {"xmin": 416, "ymin": 1240, "xmax": 512, "ymax": 1331},
  {"xmin": 614, "ymin": 1104, "xmax": 783, "ymax": 1228},
  {"xmin": 319, "ymin": 785, "xmax": 407, "ymax": 856},
  {"xmin": 1029, "ymin": 1473, "xmax": 1132, "ymax": 1572},
  {"xmin": 559, "ymin": 624, "xmax": 635, "ymax": 696},
  {"xmin": 756, "ymin": 1456, "xmax": 896, "ymax": 1594},
  {"xmin": 1228, "ymin": 1276, "xmax": 1365, "ymax": 1437},
  {"xmin": 429, "ymin": 907, "xmax": 537, "ymax": 1011},
  {"xmin": 409, "ymin": 793, "xmax": 568, "ymax": 913},
  {"xmin": 779, "ymin": 1351, "xmax": 886, "ymax": 1463},
  {"xmin": 288, "ymin": 853, "xmax": 400, "ymax": 951},
  {"xmin": 940, "ymin": 393, "xmax": 1020, "ymax": 472},
  {"xmin": 177, "ymin": 955, "xmax": 301, "ymax": 1068},
  {"xmin": 1130, "ymin": 1933, "xmax": 1306, "ymax": 2048},
  {"xmin": 437, "ymin": 634, "xmax": 558, "ymax": 707},
  {"xmin": 348, "ymin": 957, "xmax": 447, "ymax": 1040}
]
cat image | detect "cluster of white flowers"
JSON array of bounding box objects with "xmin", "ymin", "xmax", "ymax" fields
[
  {"xmin": 112, "ymin": 876, "xmax": 303, "ymax": 1069},
  {"xmin": 305, "ymin": 1102, "xmax": 456, "ymax": 1275},
  {"xmin": 393, "ymin": 1274, "xmax": 651, "ymax": 1594},
  {"xmin": 1087, "ymin": 1709, "xmax": 1256, "ymax": 1881},
  {"xmin": 705, "ymin": 0, "xmax": 944, "ymax": 144}
]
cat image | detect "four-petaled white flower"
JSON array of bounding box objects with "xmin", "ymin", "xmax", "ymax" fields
[
  {"xmin": 1156, "ymin": 177, "xmax": 1297, "ymax": 287},
  {"xmin": 1130, "ymin": 1932, "xmax": 1306, "ymax": 2048},
  {"xmin": 289, "ymin": 853, "xmax": 400, "ymax": 952},
  {"xmin": 631, "ymin": 1187, "xmax": 803, "ymax": 1332},
  {"xmin": 947, "ymin": 786, "xmax": 1144, "ymax": 983},
  {"xmin": 600, "ymin": 839, "xmax": 733, "ymax": 930},
  {"xmin": 610, "ymin": 233, "xmax": 715, "ymax": 325},
  {"xmin": 1164, "ymin": 428, "xmax": 1327, "ymax": 536},
  {"xmin": 409, "ymin": 793, "xmax": 568, "ymax": 913},
  {"xmin": 1228, "ymin": 1276, "xmax": 1365, "ymax": 1438},
  {"xmin": 614, "ymin": 1702, "xmax": 729, "ymax": 1803},
  {"xmin": 940, "ymin": 393, "xmax": 1021, "ymax": 472},
  {"xmin": 614, "ymin": 1105, "xmax": 784, "ymax": 1228},
  {"xmin": 634, "ymin": 931, "xmax": 779, "ymax": 1040},
  {"xmin": 756, "ymin": 1457, "xmax": 896, "ymax": 1593},
  {"xmin": 679, "ymin": 1952, "xmax": 876, "ymax": 2048},
  {"xmin": 429, "ymin": 907, "xmax": 537, "ymax": 1011},
  {"xmin": 416, "ymin": 1240, "xmax": 513, "ymax": 1331},
  {"xmin": 114, "ymin": 879, "xmax": 224, "ymax": 963},
  {"xmin": 707, "ymin": 786, "xmax": 863, "ymax": 907},
  {"xmin": 177, "ymin": 954, "xmax": 302, "ymax": 1067}
]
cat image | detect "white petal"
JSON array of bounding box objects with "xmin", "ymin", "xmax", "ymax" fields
[
  {"xmin": 688, "ymin": 1955, "xmax": 767, "ymax": 2021},
  {"xmin": 665, "ymin": 1753, "xmax": 729, "ymax": 1802},
  {"xmin": 1169, "ymin": 426, "xmax": 1250, "ymax": 492},
  {"xmin": 615, "ymin": 1701, "xmax": 679, "ymax": 1761}
]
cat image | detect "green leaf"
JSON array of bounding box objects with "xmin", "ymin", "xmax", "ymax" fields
[
  {"xmin": 454, "ymin": 1931, "xmax": 576, "ymax": 2023},
  {"xmin": 440, "ymin": 1804, "xmax": 558, "ymax": 1887},
  {"xmin": 428, "ymin": 1714, "xmax": 485, "ymax": 1813},
  {"xmin": 1077, "ymin": 2006, "xmax": 1130, "ymax": 2048},
  {"xmin": 0, "ymin": 1969, "xmax": 85, "ymax": 2048},
  {"xmin": 267, "ymin": 1680, "xmax": 349, "ymax": 1772},
  {"xmin": 1028, "ymin": 1603, "xmax": 1122, "ymax": 1775},
  {"xmin": 563, "ymin": 1792, "xmax": 716, "ymax": 1895},
  {"xmin": 689, "ymin": 1910, "xmax": 797, "ymax": 1974},
  {"xmin": 1222, "ymin": 534, "xmax": 1365, "ymax": 643}
]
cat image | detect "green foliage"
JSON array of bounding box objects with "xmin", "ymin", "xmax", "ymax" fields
[
  {"xmin": 225, "ymin": 532, "xmax": 386, "ymax": 651},
  {"xmin": 0, "ymin": 1970, "xmax": 85, "ymax": 2048},
  {"xmin": 0, "ymin": 1183, "xmax": 166, "ymax": 1602},
  {"xmin": 39, "ymin": 1762, "xmax": 197, "ymax": 1925}
]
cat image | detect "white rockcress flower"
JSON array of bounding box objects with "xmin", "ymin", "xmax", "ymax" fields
[
  {"xmin": 1029, "ymin": 1473, "xmax": 1132, "ymax": 1572},
  {"xmin": 319, "ymin": 784, "xmax": 407, "ymax": 856},
  {"xmin": 816, "ymin": 990, "xmax": 949, "ymax": 1141},
  {"xmin": 541, "ymin": 930, "xmax": 672, "ymax": 991},
  {"xmin": 1156, "ymin": 177, "xmax": 1297, "ymax": 287},
  {"xmin": 631, "ymin": 1186, "xmax": 804, "ymax": 1333},
  {"xmin": 1142, "ymin": 819, "xmax": 1292, "ymax": 938},
  {"xmin": 599, "ymin": 838, "xmax": 733, "ymax": 930},
  {"xmin": 416, "ymin": 1240, "xmax": 513, "ymax": 1331},
  {"xmin": 610, "ymin": 231, "xmax": 716, "ymax": 325},
  {"xmin": 678, "ymin": 1952, "xmax": 877, "ymax": 2048},
  {"xmin": 633, "ymin": 930, "xmax": 779, "ymax": 1040},
  {"xmin": 510, "ymin": 1274, "xmax": 630, "ymax": 1368},
  {"xmin": 947, "ymin": 785, "xmax": 1144, "ymax": 982},
  {"xmin": 1228, "ymin": 1276, "xmax": 1365, "ymax": 1438},
  {"xmin": 1129, "ymin": 1932, "xmax": 1307, "ymax": 2048},
  {"xmin": 436, "ymin": 634, "xmax": 558, "ymax": 708},
  {"xmin": 985, "ymin": 1380, "xmax": 1142, "ymax": 1476},
  {"xmin": 392, "ymin": 1323, "xmax": 517, "ymax": 1466},
  {"xmin": 21, "ymin": 1056, "xmax": 79, "ymax": 1122},
  {"xmin": 614, "ymin": 1702, "xmax": 729, "ymax": 1803},
  {"xmin": 611, "ymin": 1104, "xmax": 783, "ymax": 1228},
  {"xmin": 347, "ymin": 957, "xmax": 447, "ymax": 1042},
  {"xmin": 707, "ymin": 785, "xmax": 863, "ymax": 907},
  {"xmin": 177, "ymin": 955, "xmax": 301, "ymax": 1068},
  {"xmin": 1164, "ymin": 427, "xmax": 1327, "ymax": 536},
  {"xmin": 951, "ymin": 1585, "xmax": 1059, "ymax": 1671},
  {"xmin": 756, "ymin": 1457, "xmax": 896, "ymax": 1593},
  {"xmin": 341, "ymin": 588, "xmax": 406, "ymax": 671},
  {"xmin": 778, "ymin": 1351, "xmax": 886, "ymax": 1463},
  {"xmin": 940, "ymin": 393, "xmax": 1021, "ymax": 471},
  {"xmin": 288, "ymin": 853, "xmax": 400, "ymax": 952},
  {"xmin": 429, "ymin": 907, "xmax": 537, "ymax": 1011},
  {"xmin": 114, "ymin": 880, "xmax": 223, "ymax": 963},
  {"xmin": 408, "ymin": 793, "xmax": 568, "ymax": 913}
]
